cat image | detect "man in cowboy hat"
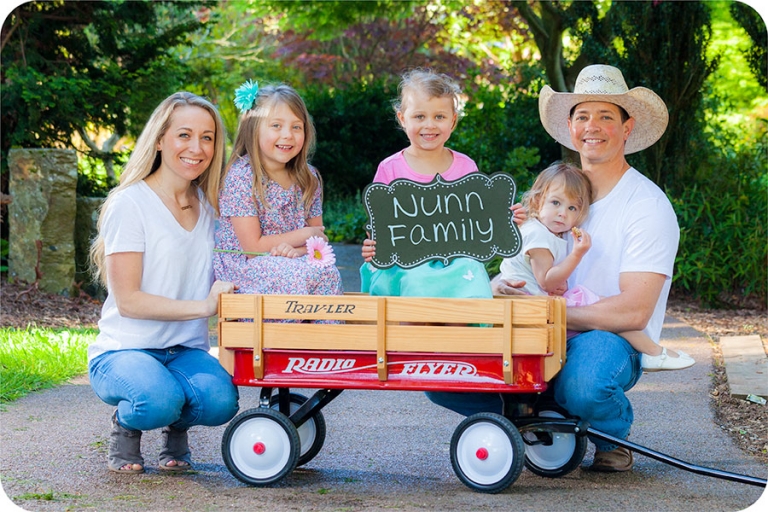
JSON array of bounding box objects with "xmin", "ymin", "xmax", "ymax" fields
[
  {"xmin": 429, "ymin": 64, "xmax": 680, "ymax": 473},
  {"xmin": 534, "ymin": 64, "xmax": 680, "ymax": 471}
]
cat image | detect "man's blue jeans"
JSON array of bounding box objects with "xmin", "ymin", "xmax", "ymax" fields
[
  {"xmin": 425, "ymin": 331, "xmax": 642, "ymax": 451},
  {"xmin": 89, "ymin": 346, "xmax": 239, "ymax": 431}
]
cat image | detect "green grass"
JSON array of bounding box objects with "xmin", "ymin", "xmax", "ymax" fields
[{"xmin": 0, "ymin": 327, "xmax": 95, "ymax": 403}]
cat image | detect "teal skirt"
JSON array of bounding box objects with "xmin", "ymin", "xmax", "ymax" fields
[{"xmin": 360, "ymin": 258, "xmax": 492, "ymax": 298}]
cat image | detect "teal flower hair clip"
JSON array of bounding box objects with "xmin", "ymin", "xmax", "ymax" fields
[{"xmin": 234, "ymin": 79, "xmax": 259, "ymax": 113}]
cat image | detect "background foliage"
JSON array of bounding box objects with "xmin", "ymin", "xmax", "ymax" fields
[
  {"xmin": 1, "ymin": 0, "xmax": 765, "ymax": 307},
  {"xmin": 1, "ymin": 1, "xmax": 213, "ymax": 167}
]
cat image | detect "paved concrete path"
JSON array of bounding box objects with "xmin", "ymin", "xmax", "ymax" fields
[{"xmin": 2, "ymin": 244, "xmax": 766, "ymax": 511}]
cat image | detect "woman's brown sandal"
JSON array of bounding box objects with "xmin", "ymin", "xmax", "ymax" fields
[
  {"xmin": 108, "ymin": 412, "xmax": 145, "ymax": 474},
  {"xmin": 158, "ymin": 425, "xmax": 192, "ymax": 471}
]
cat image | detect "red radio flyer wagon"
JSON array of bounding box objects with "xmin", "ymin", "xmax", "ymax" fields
[
  {"xmin": 216, "ymin": 292, "xmax": 767, "ymax": 492},
  {"xmin": 216, "ymin": 292, "xmax": 587, "ymax": 493}
]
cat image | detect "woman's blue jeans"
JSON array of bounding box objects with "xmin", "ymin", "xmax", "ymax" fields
[
  {"xmin": 425, "ymin": 331, "xmax": 642, "ymax": 451},
  {"xmin": 89, "ymin": 346, "xmax": 239, "ymax": 432}
]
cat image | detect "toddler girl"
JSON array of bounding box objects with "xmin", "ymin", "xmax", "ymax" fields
[
  {"xmin": 214, "ymin": 81, "xmax": 342, "ymax": 297},
  {"xmin": 499, "ymin": 162, "xmax": 694, "ymax": 371}
]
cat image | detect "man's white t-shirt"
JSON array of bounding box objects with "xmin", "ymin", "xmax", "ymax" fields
[
  {"xmin": 88, "ymin": 181, "xmax": 215, "ymax": 362},
  {"xmin": 568, "ymin": 168, "xmax": 679, "ymax": 342},
  {"xmin": 499, "ymin": 219, "xmax": 567, "ymax": 296}
]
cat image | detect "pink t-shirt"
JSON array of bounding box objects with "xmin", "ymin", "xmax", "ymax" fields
[{"xmin": 373, "ymin": 149, "xmax": 479, "ymax": 185}]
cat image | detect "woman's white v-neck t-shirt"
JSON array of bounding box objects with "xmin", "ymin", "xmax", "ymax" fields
[{"xmin": 89, "ymin": 181, "xmax": 214, "ymax": 362}]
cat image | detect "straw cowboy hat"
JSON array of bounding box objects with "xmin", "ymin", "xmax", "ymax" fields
[{"xmin": 539, "ymin": 64, "xmax": 669, "ymax": 155}]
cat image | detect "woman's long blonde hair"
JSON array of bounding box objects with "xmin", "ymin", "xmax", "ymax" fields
[
  {"xmin": 223, "ymin": 84, "xmax": 319, "ymax": 211},
  {"xmin": 89, "ymin": 92, "xmax": 227, "ymax": 286},
  {"xmin": 523, "ymin": 162, "xmax": 593, "ymax": 226}
]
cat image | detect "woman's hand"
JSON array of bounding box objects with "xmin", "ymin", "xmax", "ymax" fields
[
  {"xmin": 362, "ymin": 238, "xmax": 376, "ymax": 262},
  {"xmin": 205, "ymin": 280, "xmax": 237, "ymax": 316},
  {"xmin": 270, "ymin": 242, "xmax": 302, "ymax": 258}
]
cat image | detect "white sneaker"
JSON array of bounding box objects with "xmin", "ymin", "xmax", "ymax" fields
[{"xmin": 641, "ymin": 347, "xmax": 695, "ymax": 372}]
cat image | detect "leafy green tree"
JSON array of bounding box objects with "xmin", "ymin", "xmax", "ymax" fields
[
  {"xmin": 584, "ymin": 1, "xmax": 718, "ymax": 192},
  {"xmin": 1, "ymin": 0, "xmax": 213, "ymax": 178},
  {"xmin": 246, "ymin": 0, "xmax": 417, "ymax": 41},
  {"xmin": 513, "ymin": 0, "xmax": 599, "ymax": 92},
  {"xmin": 514, "ymin": 1, "xmax": 718, "ymax": 191},
  {"xmin": 730, "ymin": 1, "xmax": 767, "ymax": 89},
  {"xmin": 231, "ymin": 0, "xmax": 519, "ymax": 89},
  {"xmin": 173, "ymin": 2, "xmax": 298, "ymax": 141}
]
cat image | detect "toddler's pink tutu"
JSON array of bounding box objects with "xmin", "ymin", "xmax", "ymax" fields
[{"xmin": 563, "ymin": 285, "xmax": 601, "ymax": 339}]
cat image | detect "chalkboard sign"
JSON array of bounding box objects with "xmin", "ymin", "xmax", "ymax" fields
[{"xmin": 363, "ymin": 172, "xmax": 523, "ymax": 269}]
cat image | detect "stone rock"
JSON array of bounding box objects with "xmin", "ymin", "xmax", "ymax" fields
[{"xmin": 8, "ymin": 148, "xmax": 78, "ymax": 295}]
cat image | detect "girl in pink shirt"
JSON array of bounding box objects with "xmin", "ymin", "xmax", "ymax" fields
[{"xmin": 360, "ymin": 69, "xmax": 492, "ymax": 298}]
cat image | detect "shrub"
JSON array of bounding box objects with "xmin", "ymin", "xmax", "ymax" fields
[
  {"xmin": 671, "ymin": 174, "xmax": 766, "ymax": 307},
  {"xmin": 323, "ymin": 192, "xmax": 368, "ymax": 244},
  {"xmin": 76, "ymin": 154, "xmax": 125, "ymax": 198},
  {"xmin": 304, "ymin": 82, "xmax": 406, "ymax": 197},
  {"xmin": 450, "ymin": 83, "xmax": 558, "ymax": 189}
]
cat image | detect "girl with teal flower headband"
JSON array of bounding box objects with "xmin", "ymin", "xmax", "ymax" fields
[{"xmin": 212, "ymin": 80, "xmax": 343, "ymax": 302}]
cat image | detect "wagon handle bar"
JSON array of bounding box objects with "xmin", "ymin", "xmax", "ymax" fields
[{"xmin": 587, "ymin": 427, "xmax": 767, "ymax": 487}]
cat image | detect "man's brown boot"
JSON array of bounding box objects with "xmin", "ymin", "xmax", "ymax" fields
[{"xmin": 590, "ymin": 446, "xmax": 633, "ymax": 472}]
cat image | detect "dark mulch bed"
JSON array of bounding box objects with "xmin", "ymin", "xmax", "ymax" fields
[
  {"xmin": 1, "ymin": 280, "xmax": 102, "ymax": 329},
  {"xmin": 1, "ymin": 279, "xmax": 766, "ymax": 463}
]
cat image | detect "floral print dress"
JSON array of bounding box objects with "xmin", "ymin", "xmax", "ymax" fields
[{"xmin": 214, "ymin": 156, "xmax": 343, "ymax": 296}]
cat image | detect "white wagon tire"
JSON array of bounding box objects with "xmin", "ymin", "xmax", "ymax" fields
[
  {"xmin": 523, "ymin": 409, "xmax": 587, "ymax": 478},
  {"xmin": 221, "ymin": 408, "xmax": 300, "ymax": 486},
  {"xmin": 450, "ymin": 412, "xmax": 525, "ymax": 493},
  {"xmin": 269, "ymin": 393, "xmax": 326, "ymax": 466}
]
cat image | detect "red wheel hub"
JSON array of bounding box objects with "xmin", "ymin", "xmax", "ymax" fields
[
  {"xmin": 476, "ymin": 447, "xmax": 489, "ymax": 460},
  {"xmin": 253, "ymin": 442, "xmax": 266, "ymax": 455}
]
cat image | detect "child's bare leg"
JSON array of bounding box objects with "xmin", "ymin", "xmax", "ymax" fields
[
  {"xmin": 620, "ymin": 331, "xmax": 684, "ymax": 358},
  {"xmin": 622, "ymin": 331, "xmax": 695, "ymax": 372}
]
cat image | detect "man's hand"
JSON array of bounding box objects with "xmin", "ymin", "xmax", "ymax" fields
[{"xmin": 566, "ymin": 272, "xmax": 667, "ymax": 333}]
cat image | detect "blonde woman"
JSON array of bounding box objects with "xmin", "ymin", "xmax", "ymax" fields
[{"xmin": 88, "ymin": 92, "xmax": 239, "ymax": 474}]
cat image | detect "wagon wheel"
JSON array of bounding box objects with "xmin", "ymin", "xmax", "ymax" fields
[
  {"xmin": 269, "ymin": 392, "xmax": 327, "ymax": 466},
  {"xmin": 221, "ymin": 407, "xmax": 300, "ymax": 486},
  {"xmin": 522, "ymin": 408, "xmax": 587, "ymax": 478},
  {"xmin": 450, "ymin": 412, "xmax": 525, "ymax": 493}
]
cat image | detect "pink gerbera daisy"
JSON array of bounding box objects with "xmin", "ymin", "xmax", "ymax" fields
[{"xmin": 306, "ymin": 236, "xmax": 336, "ymax": 267}]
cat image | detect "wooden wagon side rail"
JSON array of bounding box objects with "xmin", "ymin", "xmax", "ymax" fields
[{"xmin": 217, "ymin": 293, "xmax": 566, "ymax": 384}]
